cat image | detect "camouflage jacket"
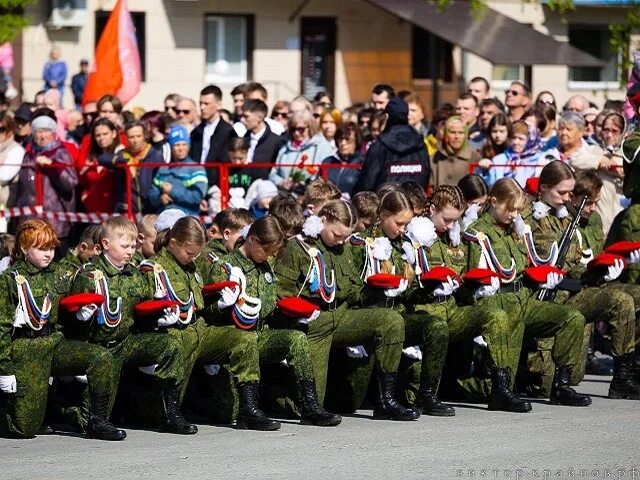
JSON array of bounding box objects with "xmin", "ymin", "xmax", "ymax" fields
[
  {"xmin": 622, "ymin": 124, "xmax": 640, "ymax": 200},
  {"xmin": 274, "ymin": 235, "xmax": 364, "ymax": 308},
  {"xmin": 464, "ymin": 211, "xmax": 529, "ymax": 281},
  {"xmin": 0, "ymin": 259, "xmax": 69, "ymax": 375},
  {"xmin": 524, "ymin": 202, "xmax": 604, "ymax": 280},
  {"xmin": 71, "ymin": 254, "xmax": 152, "ymax": 344},
  {"xmin": 140, "ymin": 248, "xmax": 204, "ymax": 325}
]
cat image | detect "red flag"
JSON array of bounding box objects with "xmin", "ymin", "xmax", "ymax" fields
[{"xmin": 83, "ymin": 0, "xmax": 141, "ymax": 106}]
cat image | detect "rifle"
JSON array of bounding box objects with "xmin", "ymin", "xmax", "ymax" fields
[{"xmin": 536, "ymin": 195, "xmax": 588, "ymax": 301}]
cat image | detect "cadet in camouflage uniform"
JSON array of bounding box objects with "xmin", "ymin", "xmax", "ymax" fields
[
  {"xmin": 463, "ymin": 178, "xmax": 591, "ymax": 406},
  {"xmin": 140, "ymin": 217, "xmax": 291, "ymax": 431},
  {"xmin": 69, "ymin": 217, "xmax": 192, "ymax": 434},
  {"xmin": 0, "ymin": 219, "xmax": 123, "ymax": 440},
  {"xmin": 274, "ymin": 200, "xmax": 417, "ymax": 421},
  {"xmin": 352, "ymin": 188, "xmax": 529, "ymax": 414},
  {"xmin": 525, "ymin": 164, "xmax": 639, "ymax": 399},
  {"xmin": 205, "ymin": 216, "xmax": 341, "ymax": 427}
]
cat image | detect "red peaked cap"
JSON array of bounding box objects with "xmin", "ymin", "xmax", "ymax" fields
[
  {"xmin": 587, "ymin": 253, "xmax": 626, "ymax": 272},
  {"xmin": 277, "ymin": 297, "xmax": 320, "ymax": 318},
  {"xmin": 524, "ymin": 265, "xmax": 565, "ymax": 283},
  {"xmin": 366, "ymin": 273, "xmax": 405, "ymax": 289},
  {"xmin": 604, "ymin": 241, "xmax": 640, "ymax": 257},
  {"xmin": 134, "ymin": 300, "xmax": 178, "ymax": 317},
  {"xmin": 463, "ymin": 268, "xmax": 499, "ymax": 285},
  {"xmin": 59, "ymin": 293, "xmax": 105, "ymax": 313},
  {"xmin": 202, "ymin": 281, "xmax": 240, "ymax": 297},
  {"xmin": 420, "ymin": 266, "xmax": 460, "ymax": 283},
  {"xmin": 525, "ymin": 177, "xmax": 540, "ymax": 196}
]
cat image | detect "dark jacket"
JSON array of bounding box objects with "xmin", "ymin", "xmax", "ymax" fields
[
  {"xmin": 17, "ymin": 140, "xmax": 78, "ymax": 238},
  {"xmin": 108, "ymin": 145, "xmax": 162, "ymax": 214},
  {"xmin": 190, "ymin": 118, "xmax": 237, "ymax": 186},
  {"xmin": 243, "ymin": 123, "xmax": 283, "ymax": 180},
  {"xmin": 71, "ymin": 72, "xmax": 87, "ymax": 104},
  {"xmin": 355, "ymin": 125, "xmax": 430, "ymax": 193},
  {"xmin": 322, "ymin": 152, "xmax": 363, "ymax": 197}
]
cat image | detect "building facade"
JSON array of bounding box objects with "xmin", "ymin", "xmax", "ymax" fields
[{"xmin": 13, "ymin": 0, "xmax": 637, "ymax": 114}]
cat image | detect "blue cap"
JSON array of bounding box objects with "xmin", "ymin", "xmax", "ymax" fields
[{"xmin": 168, "ymin": 125, "xmax": 191, "ymax": 147}]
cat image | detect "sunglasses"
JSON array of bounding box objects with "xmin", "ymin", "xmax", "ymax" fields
[
  {"xmin": 176, "ymin": 109, "xmax": 191, "ymax": 115},
  {"xmin": 538, "ymin": 99, "xmax": 555, "ymax": 105},
  {"xmin": 505, "ymin": 90, "xmax": 520, "ymax": 96},
  {"xmin": 274, "ymin": 111, "xmax": 289, "ymax": 118},
  {"xmin": 0, "ymin": 127, "xmax": 5, "ymax": 133},
  {"xmin": 165, "ymin": 105, "xmax": 177, "ymax": 112},
  {"xmin": 293, "ymin": 126, "xmax": 308, "ymax": 133},
  {"xmin": 312, "ymin": 113, "xmax": 321, "ymax": 119}
]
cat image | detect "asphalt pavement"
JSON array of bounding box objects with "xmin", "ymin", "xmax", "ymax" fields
[{"xmin": 1, "ymin": 375, "xmax": 638, "ymax": 480}]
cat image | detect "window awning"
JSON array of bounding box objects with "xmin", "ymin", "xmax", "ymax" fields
[{"xmin": 367, "ymin": 0, "xmax": 605, "ymax": 67}]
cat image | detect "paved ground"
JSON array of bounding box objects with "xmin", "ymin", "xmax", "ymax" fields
[{"xmin": 1, "ymin": 375, "xmax": 639, "ymax": 480}]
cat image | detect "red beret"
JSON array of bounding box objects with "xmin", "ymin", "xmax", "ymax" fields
[
  {"xmin": 525, "ymin": 177, "xmax": 540, "ymax": 196},
  {"xmin": 134, "ymin": 300, "xmax": 179, "ymax": 317},
  {"xmin": 366, "ymin": 273, "xmax": 405, "ymax": 289},
  {"xmin": 524, "ymin": 265, "xmax": 565, "ymax": 283},
  {"xmin": 420, "ymin": 266, "xmax": 459, "ymax": 283},
  {"xmin": 604, "ymin": 241, "xmax": 640, "ymax": 257},
  {"xmin": 463, "ymin": 268, "xmax": 499, "ymax": 285},
  {"xmin": 59, "ymin": 293, "xmax": 105, "ymax": 313},
  {"xmin": 202, "ymin": 281, "xmax": 240, "ymax": 297},
  {"xmin": 277, "ymin": 297, "xmax": 320, "ymax": 318},
  {"xmin": 587, "ymin": 253, "xmax": 626, "ymax": 272}
]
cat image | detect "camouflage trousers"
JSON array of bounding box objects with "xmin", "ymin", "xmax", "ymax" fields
[
  {"xmin": 3, "ymin": 332, "xmax": 114, "ymax": 439},
  {"xmin": 329, "ymin": 297, "xmax": 520, "ymax": 408},
  {"xmin": 128, "ymin": 318, "xmax": 259, "ymax": 425},
  {"xmin": 296, "ymin": 303, "xmax": 404, "ymax": 405},
  {"xmin": 524, "ymin": 283, "xmax": 639, "ymax": 395},
  {"xmin": 459, "ymin": 288, "xmax": 585, "ymax": 400}
]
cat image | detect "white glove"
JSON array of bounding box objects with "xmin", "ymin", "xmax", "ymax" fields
[
  {"xmin": 217, "ymin": 286, "xmax": 240, "ymax": 310},
  {"xmin": 384, "ymin": 278, "xmax": 409, "ymax": 298},
  {"xmin": 138, "ymin": 364, "xmax": 158, "ymax": 375},
  {"xmin": 432, "ymin": 276, "xmax": 460, "ymax": 296},
  {"xmin": 540, "ymin": 272, "xmax": 563, "ymax": 289},
  {"xmin": 402, "ymin": 346, "xmax": 423, "ymax": 360},
  {"xmin": 474, "ymin": 276, "xmax": 501, "ymax": 299},
  {"xmin": 157, "ymin": 307, "xmax": 180, "ymax": 327},
  {"xmin": 604, "ymin": 258, "xmax": 625, "ymax": 282},
  {"xmin": 204, "ymin": 364, "xmax": 221, "ymax": 376},
  {"xmin": 0, "ymin": 375, "xmax": 16, "ymax": 393},
  {"xmin": 76, "ymin": 304, "xmax": 99, "ymax": 322},
  {"xmin": 346, "ymin": 345, "xmax": 369, "ymax": 358},
  {"xmin": 628, "ymin": 249, "xmax": 640, "ymax": 264},
  {"xmin": 473, "ymin": 335, "xmax": 488, "ymax": 348},
  {"xmin": 74, "ymin": 375, "xmax": 88, "ymax": 384},
  {"xmin": 297, "ymin": 309, "xmax": 321, "ymax": 325}
]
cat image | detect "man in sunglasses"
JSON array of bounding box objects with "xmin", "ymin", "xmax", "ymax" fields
[
  {"xmin": 504, "ymin": 81, "xmax": 531, "ymax": 123},
  {"xmin": 163, "ymin": 93, "xmax": 181, "ymax": 120},
  {"xmin": 176, "ymin": 97, "xmax": 198, "ymax": 133}
]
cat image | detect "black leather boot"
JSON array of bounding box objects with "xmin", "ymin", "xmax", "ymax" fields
[
  {"xmin": 87, "ymin": 393, "xmax": 127, "ymax": 441},
  {"xmin": 236, "ymin": 383, "xmax": 280, "ymax": 431},
  {"xmin": 415, "ymin": 375, "xmax": 455, "ymax": 416},
  {"xmin": 608, "ymin": 354, "xmax": 640, "ymax": 400},
  {"xmin": 488, "ymin": 368, "xmax": 532, "ymax": 413},
  {"xmin": 298, "ymin": 380, "xmax": 342, "ymax": 426},
  {"xmin": 160, "ymin": 389, "xmax": 198, "ymax": 434},
  {"xmin": 373, "ymin": 372, "xmax": 420, "ymax": 421},
  {"xmin": 550, "ymin": 366, "xmax": 592, "ymax": 406}
]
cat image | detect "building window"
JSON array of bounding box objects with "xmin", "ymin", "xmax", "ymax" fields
[
  {"xmin": 568, "ymin": 25, "xmax": 617, "ymax": 84},
  {"xmin": 205, "ymin": 15, "xmax": 251, "ymax": 84},
  {"xmin": 412, "ymin": 26, "xmax": 453, "ymax": 82},
  {"xmin": 95, "ymin": 11, "xmax": 146, "ymax": 81}
]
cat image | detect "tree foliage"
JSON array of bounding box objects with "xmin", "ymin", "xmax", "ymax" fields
[{"xmin": 0, "ymin": 0, "xmax": 36, "ymax": 45}]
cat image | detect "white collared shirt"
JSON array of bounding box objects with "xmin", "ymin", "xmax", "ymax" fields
[
  {"xmin": 248, "ymin": 125, "xmax": 267, "ymax": 162},
  {"xmin": 201, "ymin": 117, "xmax": 221, "ymax": 163}
]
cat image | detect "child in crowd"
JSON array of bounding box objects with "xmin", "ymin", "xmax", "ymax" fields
[
  {"xmin": 0, "ymin": 232, "xmax": 15, "ymax": 273},
  {"xmin": 304, "ymin": 178, "xmax": 341, "ymax": 215},
  {"xmin": 352, "ymin": 191, "xmax": 379, "ymax": 232},
  {"xmin": 269, "ymin": 193, "xmax": 304, "ymax": 238},
  {"xmin": 133, "ymin": 214, "xmax": 159, "ymax": 266},
  {"xmin": 57, "ymin": 224, "xmax": 102, "ymax": 280}
]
